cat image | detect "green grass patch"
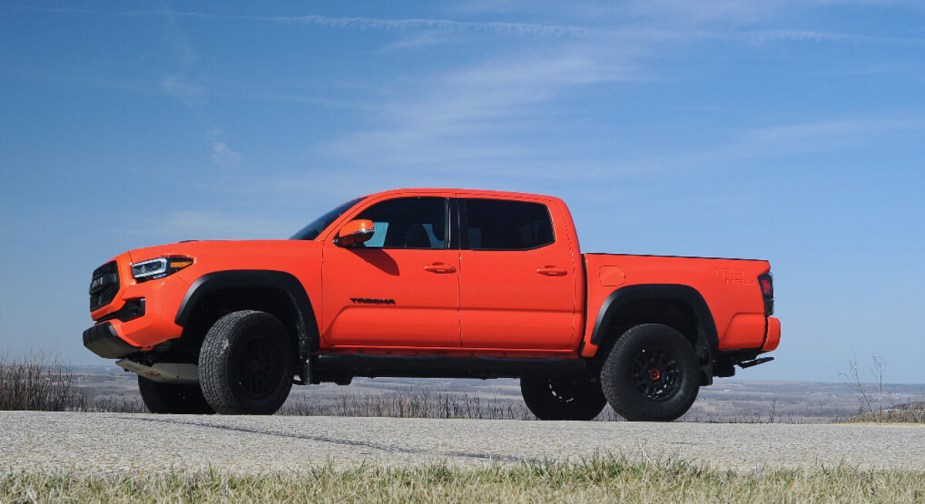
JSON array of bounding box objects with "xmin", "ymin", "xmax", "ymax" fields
[{"xmin": 3, "ymin": 456, "xmax": 925, "ymax": 503}]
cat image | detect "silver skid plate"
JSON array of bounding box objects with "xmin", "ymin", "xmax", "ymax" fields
[{"xmin": 117, "ymin": 359, "xmax": 199, "ymax": 384}]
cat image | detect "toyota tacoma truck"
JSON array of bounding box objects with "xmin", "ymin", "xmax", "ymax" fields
[{"xmin": 84, "ymin": 188, "xmax": 780, "ymax": 421}]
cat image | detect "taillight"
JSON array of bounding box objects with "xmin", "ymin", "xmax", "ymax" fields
[{"xmin": 758, "ymin": 273, "xmax": 774, "ymax": 315}]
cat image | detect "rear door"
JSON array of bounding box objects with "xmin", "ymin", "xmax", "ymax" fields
[{"xmin": 457, "ymin": 197, "xmax": 580, "ymax": 350}]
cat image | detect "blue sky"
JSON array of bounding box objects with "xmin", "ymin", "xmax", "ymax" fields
[{"xmin": 1, "ymin": 1, "xmax": 923, "ymax": 383}]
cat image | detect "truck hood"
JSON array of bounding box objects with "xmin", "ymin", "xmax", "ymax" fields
[{"xmin": 126, "ymin": 239, "xmax": 323, "ymax": 267}]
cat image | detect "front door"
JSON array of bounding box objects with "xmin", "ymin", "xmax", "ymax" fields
[{"xmin": 321, "ymin": 196, "xmax": 461, "ymax": 348}]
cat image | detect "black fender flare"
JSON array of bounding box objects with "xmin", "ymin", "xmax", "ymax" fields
[
  {"xmin": 589, "ymin": 284, "xmax": 719, "ymax": 354},
  {"xmin": 175, "ymin": 270, "xmax": 319, "ymax": 377}
]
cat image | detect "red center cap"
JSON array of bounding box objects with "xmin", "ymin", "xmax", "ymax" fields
[{"xmin": 648, "ymin": 368, "xmax": 661, "ymax": 381}]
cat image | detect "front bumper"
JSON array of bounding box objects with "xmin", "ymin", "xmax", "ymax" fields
[
  {"xmin": 85, "ymin": 255, "xmax": 190, "ymax": 359},
  {"xmin": 83, "ymin": 322, "xmax": 140, "ymax": 359},
  {"xmin": 84, "ymin": 300, "xmax": 186, "ymax": 359}
]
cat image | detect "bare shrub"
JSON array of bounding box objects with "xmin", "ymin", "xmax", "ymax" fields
[
  {"xmin": 840, "ymin": 355, "xmax": 925, "ymax": 424},
  {"xmin": 0, "ymin": 353, "xmax": 88, "ymax": 411},
  {"xmin": 840, "ymin": 355, "xmax": 887, "ymax": 420}
]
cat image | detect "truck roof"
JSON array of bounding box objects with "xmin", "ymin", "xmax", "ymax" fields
[{"xmin": 363, "ymin": 188, "xmax": 566, "ymax": 203}]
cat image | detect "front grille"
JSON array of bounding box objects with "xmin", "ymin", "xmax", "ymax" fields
[{"xmin": 89, "ymin": 261, "xmax": 120, "ymax": 311}]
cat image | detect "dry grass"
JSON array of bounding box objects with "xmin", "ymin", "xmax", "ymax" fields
[
  {"xmin": 3, "ymin": 456, "xmax": 925, "ymax": 503},
  {"xmin": 281, "ymin": 390, "xmax": 537, "ymax": 420},
  {"xmin": 5, "ymin": 354, "xmax": 923, "ymax": 425},
  {"xmin": 0, "ymin": 353, "xmax": 87, "ymax": 411},
  {"xmin": 84, "ymin": 396, "xmax": 147, "ymax": 413},
  {"xmin": 841, "ymin": 401, "xmax": 925, "ymax": 424}
]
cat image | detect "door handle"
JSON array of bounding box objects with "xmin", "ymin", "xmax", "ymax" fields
[
  {"xmin": 423, "ymin": 263, "xmax": 457, "ymax": 274},
  {"xmin": 536, "ymin": 266, "xmax": 568, "ymax": 276}
]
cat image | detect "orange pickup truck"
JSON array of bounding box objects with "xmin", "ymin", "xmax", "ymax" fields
[{"xmin": 85, "ymin": 188, "xmax": 780, "ymax": 421}]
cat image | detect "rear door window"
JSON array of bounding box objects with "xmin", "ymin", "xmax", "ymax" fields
[{"xmin": 462, "ymin": 199, "xmax": 554, "ymax": 250}]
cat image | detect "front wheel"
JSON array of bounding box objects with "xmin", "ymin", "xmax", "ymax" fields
[
  {"xmin": 520, "ymin": 375, "xmax": 607, "ymax": 420},
  {"xmin": 600, "ymin": 324, "xmax": 700, "ymax": 422},
  {"xmin": 199, "ymin": 310, "xmax": 294, "ymax": 415}
]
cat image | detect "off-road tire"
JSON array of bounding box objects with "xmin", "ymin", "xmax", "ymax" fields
[
  {"xmin": 601, "ymin": 323, "xmax": 700, "ymax": 422},
  {"xmin": 199, "ymin": 310, "xmax": 294, "ymax": 415},
  {"xmin": 520, "ymin": 375, "xmax": 608, "ymax": 420},
  {"xmin": 137, "ymin": 376, "xmax": 214, "ymax": 414}
]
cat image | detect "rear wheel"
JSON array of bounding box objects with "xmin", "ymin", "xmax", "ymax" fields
[
  {"xmin": 520, "ymin": 375, "xmax": 607, "ymax": 420},
  {"xmin": 601, "ymin": 323, "xmax": 700, "ymax": 422},
  {"xmin": 199, "ymin": 310, "xmax": 294, "ymax": 415},
  {"xmin": 137, "ymin": 376, "xmax": 214, "ymax": 414}
]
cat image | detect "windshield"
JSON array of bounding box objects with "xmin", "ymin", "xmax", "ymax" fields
[{"xmin": 290, "ymin": 198, "xmax": 363, "ymax": 240}]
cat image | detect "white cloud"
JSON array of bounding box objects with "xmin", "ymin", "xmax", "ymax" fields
[
  {"xmin": 160, "ymin": 75, "xmax": 203, "ymax": 100},
  {"xmin": 591, "ymin": 116, "xmax": 925, "ymax": 177},
  {"xmin": 204, "ymin": 126, "xmax": 226, "ymax": 139},
  {"xmin": 725, "ymin": 117, "xmax": 924, "ymax": 157},
  {"xmin": 276, "ymin": 15, "xmax": 595, "ymax": 38},
  {"xmin": 727, "ymin": 29, "xmax": 925, "ymax": 47},
  {"xmin": 320, "ymin": 45, "xmax": 639, "ymax": 174},
  {"xmin": 145, "ymin": 12, "xmax": 598, "ymax": 38},
  {"xmin": 11, "ymin": 5, "xmax": 923, "ymax": 49},
  {"xmin": 211, "ymin": 142, "xmax": 242, "ymax": 168},
  {"xmin": 621, "ymin": 0, "xmax": 792, "ymax": 25},
  {"xmin": 5, "ymin": 6, "xmax": 598, "ymax": 38}
]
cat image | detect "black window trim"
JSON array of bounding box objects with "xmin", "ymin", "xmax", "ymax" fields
[{"xmin": 449, "ymin": 198, "xmax": 461, "ymax": 250}]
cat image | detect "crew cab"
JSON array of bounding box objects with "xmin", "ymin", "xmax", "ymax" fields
[{"xmin": 84, "ymin": 188, "xmax": 780, "ymax": 421}]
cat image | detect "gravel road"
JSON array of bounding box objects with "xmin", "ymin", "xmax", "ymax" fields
[{"xmin": 2, "ymin": 412, "xmax": 924, "ymax": 474}]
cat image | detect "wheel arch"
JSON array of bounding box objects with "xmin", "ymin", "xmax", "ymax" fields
[
  {"xmin": 589, "ymin": 284, "xmax": 718, "ymax": 383},
  {"xmin": 175, "ymin": 270, "xmax": 319, "ymax": 381}
]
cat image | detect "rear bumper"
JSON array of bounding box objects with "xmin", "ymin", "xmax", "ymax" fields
[
  {"xmin": 762, "ymin": 317, "xmax": 781, "ymax": 351},
  {"xmin": 83, "ymin": 322, "xmax": 140, "ymax": 359}
]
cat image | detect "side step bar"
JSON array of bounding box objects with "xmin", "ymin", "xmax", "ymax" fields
[
  {"xmin": 737, "ymin": 357, "xmax": 775, "ymax": 369},
  {"xmin": 313, "ymin": 354, "xmax": 588, "ymax": 380}
]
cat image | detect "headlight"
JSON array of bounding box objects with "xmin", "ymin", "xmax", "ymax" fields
[{"xmin": 131, "ymin": 256, "xmax": 194, "ymax": 281}]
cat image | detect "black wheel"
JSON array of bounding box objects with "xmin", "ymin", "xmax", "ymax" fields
[
  {"xmin": 199, "ymin": 310, "xmax": 294, "ymax": 415},
  {"xmin": 520, "ymin": 375, "xmax": 607, "ymax": 420},
  {"xmin": 137, "ymin": 376, "xmax": 214, "ymax": 414},
  {"xmin": 601, "ymin": 324, "xmax": 700, "ymax": 422}
]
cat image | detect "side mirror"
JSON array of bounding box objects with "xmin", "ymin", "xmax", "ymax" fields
[{"xmin": 336, "ymin": 219, "xmax": 375, "ymax": 247}]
